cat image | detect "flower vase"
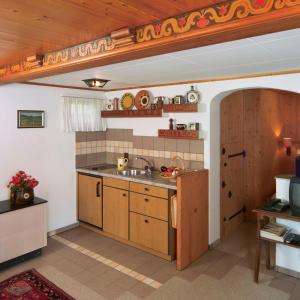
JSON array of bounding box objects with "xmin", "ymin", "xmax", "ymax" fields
[{"xmin": 10, "ymin": 187, "xmax": 34, "ymax": 205}]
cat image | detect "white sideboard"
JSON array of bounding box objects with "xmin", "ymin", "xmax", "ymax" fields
[{"xmin": 0, "ymin": 199, "xmax": 47, "ymax": 264}]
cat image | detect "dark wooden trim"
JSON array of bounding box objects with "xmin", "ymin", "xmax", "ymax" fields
[
  {"xmin": 163, "ymin": 104, "xmax": 198, "ymax": 113},
  {"xmin": 20, "ymin": 82, "xmax": 106, "ymax": 92},
  {"xmin": 158, "ymin": 129, "xmax": 199, "ymax": 139},
  {"xmin": 101, "ymin": 109, "xmax": 162, "ymax": 118}
]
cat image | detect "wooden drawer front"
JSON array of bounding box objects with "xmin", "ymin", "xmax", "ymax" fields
[
  {"xmin": 130, "ymin": 192, "xmax": 168, "ymax": 221},
  {"xmin": 130, "ymin": 182, "xmax": 168, "ymax": 199},
  {"xmin": 103, "ymin": 177, "xmax": 129, "ymax": 190},
  {"xmin": 130, "ymin": 212, "xmax": 168, "ymax": 254}
]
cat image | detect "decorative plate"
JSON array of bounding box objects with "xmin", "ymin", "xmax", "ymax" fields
[
  {"xmin": 120, "ymin": 93, "xmax": 135, "ymax": 110},
  {"xmin": 135, "ymin": 90, "xmax": 153, "ymax": 110}
]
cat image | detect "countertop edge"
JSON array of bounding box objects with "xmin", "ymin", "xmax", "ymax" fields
[
  {"xmin": 0, "ymin": 198, "xmax": 48, "ymax": 215},
  {"xmin": 77, "ymin": 168, "xmax": 177, "ymax": 190}
]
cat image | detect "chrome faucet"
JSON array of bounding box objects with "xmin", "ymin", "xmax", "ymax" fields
[{"xmin": 135, "ymin": 156, "xmax": 154, "ymax": 174}]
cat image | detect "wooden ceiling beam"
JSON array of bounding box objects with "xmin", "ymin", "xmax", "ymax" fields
[{"xmin": 1, "ymin": 0, "xmax": 300, "ymax": 84}]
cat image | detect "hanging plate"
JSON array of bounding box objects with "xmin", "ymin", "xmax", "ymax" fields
[
  {"xmin": 120, "ymin": 93, "xmax": 135, "ymax": 110},
  {"xmin": 135, "ymin": 90, "xmax": 153, "ymax": 110}
]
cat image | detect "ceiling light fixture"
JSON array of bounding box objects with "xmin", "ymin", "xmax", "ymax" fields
[{"xmin": 82, "ymin": 78, "xmax": 110, "ymax": 88}]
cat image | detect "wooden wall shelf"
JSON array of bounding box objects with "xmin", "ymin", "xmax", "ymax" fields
[
  {"xmin": 101, "ymin": 109, "xmax": 162, "ymax": 118},
  {"xmin": 163, "ymin": 103, "xmax": 198, "ymax": 113},
  {"xmin": 158, "ymin": 129, "xmax": 199, "ymax": 139}
]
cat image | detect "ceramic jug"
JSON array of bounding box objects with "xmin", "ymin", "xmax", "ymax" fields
[{"xmin": 117, "ymin": 157, "xmax": 128, "ymax": 171}]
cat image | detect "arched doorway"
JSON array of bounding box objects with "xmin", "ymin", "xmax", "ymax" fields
[{"xmin": 214, "ymin": 88, "xmax": 300, "ymax": 239}]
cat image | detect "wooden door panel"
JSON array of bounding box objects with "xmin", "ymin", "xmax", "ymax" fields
[
  {"xmin": 221, "ymin": 91, "xmax": 244, "ymax": 145},
  {"xmin": 103, "ymin": 186, "xmax": 128, "ymax": 240},
  {"xmin": 78, "ymin": 174, "xmax": 102, "ymax": 228},
  {"xmin": 221, "ymin": 92, "xmax": 245, "ymax": 238}
]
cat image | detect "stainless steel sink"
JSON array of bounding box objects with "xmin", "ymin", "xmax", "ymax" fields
[{"xmin": 118, "ymin": 169, "xmax": 146, "ymax": 176}]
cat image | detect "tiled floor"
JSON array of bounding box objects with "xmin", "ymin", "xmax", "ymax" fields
[{"xmin": 1, "ymin": 222, "xmax": 299, "ymax": 299}]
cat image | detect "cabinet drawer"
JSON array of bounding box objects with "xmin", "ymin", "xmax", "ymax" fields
[
  {"xmin": 130, "ymin": 182, "xmax": 168, "ymax": 199},
  {"xmin": 130, "ymin": 192, "xmax": 168, "ymax": 221},
  {"xmin": 130, "ymin": 212, "xmax": 168, "ymax": 254},
  {"xmin": 103, "ymin": 177, "xmax": 129, "ymax": 190}
]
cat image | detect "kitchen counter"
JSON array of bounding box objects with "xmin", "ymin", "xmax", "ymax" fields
[{"xmin": 77, "ymin": 166, "xmax": 177, "ymax": 190}]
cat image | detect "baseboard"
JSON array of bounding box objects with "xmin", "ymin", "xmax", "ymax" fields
[
  {"xmin": 209, "ymin": 238, "xmax": 221, "ymax": 249},
  {"xmin": 275, "ymin": 265, "xmax": 300, "ymax": 278},
  {"xmin": 47, "ymin": 222, "xmax": 79, "ymax": 237}
]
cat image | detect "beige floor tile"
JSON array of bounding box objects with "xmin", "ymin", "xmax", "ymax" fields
[
  {"xmin": 115, "ymin": 275, "xmax": 141, "ymax": 289},
  {"xmin": 269, "ymin": 273, "xmax": 299, "ymax": 293},
  {"xmin": 74, "ymin": 269, "xmax": 96, "ymax": 284},
  {"xmin": 130, "ymin": 282, "xmax": 155, "ymax": 298},
  {"xmin": 100, "ymin": 282, "xmax": 127, "ymax": 300},
  {"xmin": 203, "ymin": 252, "xmax": 240, "ymax": 279}
]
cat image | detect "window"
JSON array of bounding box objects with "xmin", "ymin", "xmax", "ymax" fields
[{"xmin": 63, "ymin": 96, "xmax": 106, "ymax": 132}]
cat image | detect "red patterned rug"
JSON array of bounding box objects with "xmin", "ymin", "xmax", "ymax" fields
[{"xmin": 0, "ymin": 268, "xmax": 75, "ymax": 299}]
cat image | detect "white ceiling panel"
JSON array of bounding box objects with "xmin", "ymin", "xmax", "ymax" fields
[{"xmin": 31, "ymin": 28, "xmax": 300, "ymax": 90}]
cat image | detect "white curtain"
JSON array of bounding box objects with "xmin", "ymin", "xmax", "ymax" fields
[{"xmin": 63, "ymin": 96, "xmax": 107, "ymax": 132}]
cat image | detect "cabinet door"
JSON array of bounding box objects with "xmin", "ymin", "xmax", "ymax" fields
[
  {"xmin": 103, "ymin": 186, "xmax": 128, "ymax": 240},
  {"xmin": 130, "ymin": 212, "xmax": 168, "ymax": 254},
  {"xmin": 78, "ymin": 174, "xmax": 102, "ymax": 228}
]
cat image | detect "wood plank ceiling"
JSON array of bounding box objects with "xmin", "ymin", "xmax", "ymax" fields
[{"xmin": 0, "ymin": 0, "xmax": 225, "ymax": 66}]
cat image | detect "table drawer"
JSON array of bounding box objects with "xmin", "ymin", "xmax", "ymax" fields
[
  {"xmin": 130, "ymin": 192, "xmax": 168, "ymax": 221},
  {"xmin": 130, "ymin": 212, "xmax": 168, "ymax": 254},
  {"xmin": 130, "ymin": 182, "xmax": 168, "ymax": 199},
  {"xmin": 103, "ymin": 177, "xmax": 129, "ymax": 190}
]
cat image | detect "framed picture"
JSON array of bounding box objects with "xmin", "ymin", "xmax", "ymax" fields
[{"xmin": 17, "ymin": 110, "xmax": 45, "ymax": 128}]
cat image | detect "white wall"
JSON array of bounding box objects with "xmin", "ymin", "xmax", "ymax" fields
[
  {"xmin": 106, "ymin": 73, "xmax": 300, "ymax": 243},
  {"xmin": 2, "ymin": 73, "xmax": 300, "ymax": 239},
  {"xmin": 0, "ymin": 84, "xmax": 105, "ymax": 232}
]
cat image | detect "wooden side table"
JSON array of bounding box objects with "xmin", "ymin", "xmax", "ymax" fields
[{"xmin": 253, "ymin": 208, "xmax": 300, "ymax": 283}]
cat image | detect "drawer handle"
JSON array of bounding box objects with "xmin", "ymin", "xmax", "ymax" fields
[
  {"xmin": 96, "ymin": 182, "xmax": 101, "ymax": 197},
  {"xmin": 144, "ymin": 187, "xmax": 149, "ymax": 192},
  {"xmin": 122, "ymin": 193, "xmax": 127, "ymax": 197},
  {"xmin": 144, "ymin": 198, "xmax": 149, "ymax": 202},
  {"xmin": 144, "ymin": 219, "xmax": 149, "ymax": 223}
]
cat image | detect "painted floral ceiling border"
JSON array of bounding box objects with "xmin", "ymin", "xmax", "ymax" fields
[
  {"xmin": 0, "ymin": 0, "xmax": 300, "ymax": 79},
  {"xmin": 136, "ymin": 0, "xmax": 300, "ymax": 42}
]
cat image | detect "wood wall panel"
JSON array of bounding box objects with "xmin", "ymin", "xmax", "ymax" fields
[{"xmin": 221, "ymin": 89, "xmax": 300, "ymax": 238}]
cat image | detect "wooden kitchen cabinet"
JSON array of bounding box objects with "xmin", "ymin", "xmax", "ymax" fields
[
  {"xmin": 130, "ymin": 212, "xmax": 168, "ymax": 254},
  {"xmin": 103, "ymin": 186, "xmax": 129, "ymax": 240},
  {"xmin": 78, "ymin": 174, "xmax": 102, "ymax": 228}
]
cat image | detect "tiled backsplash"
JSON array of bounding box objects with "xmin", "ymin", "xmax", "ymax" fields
[{"xmin": 76, "ymin": 129, "xmax": 204, "ymax": 170}]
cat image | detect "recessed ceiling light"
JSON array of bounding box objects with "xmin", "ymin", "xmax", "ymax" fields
[{"xmin": 82, "ymin": 78, "xmax": 110, "ymax": 88}]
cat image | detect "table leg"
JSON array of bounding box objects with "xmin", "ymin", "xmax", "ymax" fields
[
  {"xmin": 254, "ymin": 239, "xmax": 261, "ymax": 283},
  {"xmin": 265, "ymin": 240, "xmax": 271, "ymax": 270}
]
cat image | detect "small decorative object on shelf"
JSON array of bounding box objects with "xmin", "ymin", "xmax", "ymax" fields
[
  {"xmin": 113, "ymin": 98, "xmax": 119, "ymax": 110},
  {"xmin": 169, "ymin": 118, "xmax": 174, "ymax": 130},
  {"xmin": 173, "ymin": 95, "xmax": 185, "ymax": 104},
  {"xmin": 105, "ymin": 99, "xmax": 114, "ymax": 111},
  {"xmin": 158, "ymin": 129, "xmax": 199, "ymax": 139},
  {"xmin": 186, "ymin": 85, "xmax": 200, "ymax": 103},
  {"xmin": 7, "ymin": 171, "xmax": 39, "ymax": 205},
  {"xmin": 120, "ymin": 93, "xmax": 135, "ymax": 110},
  {"xmin": 188, "ymin": 122, "xmax": 200, "ymax": 130},
  {"xmin": 176, "ymin": 124, "xmax": 187, "ymax": 130},
  {"xmin": 135, "ymin": 90, "xmax": 153, "ymax": 110}
]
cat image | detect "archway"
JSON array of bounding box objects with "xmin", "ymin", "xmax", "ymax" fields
[{"xmin": 210, "ymin": 87, "xmax": 300, "ymax": 241}]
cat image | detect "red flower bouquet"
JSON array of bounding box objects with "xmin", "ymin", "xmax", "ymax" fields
[{"xmin": 7, "ymin": 171, "xmax": 39, "ymax": 205}]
